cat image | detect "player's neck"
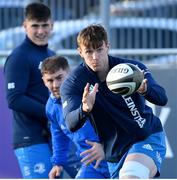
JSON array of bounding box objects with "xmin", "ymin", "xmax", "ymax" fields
[{"xmin": 97, "ymin": 65, "xmax": 109, "ymax": 82}]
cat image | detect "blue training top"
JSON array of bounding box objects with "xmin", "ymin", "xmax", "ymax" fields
[
  {"xmin": 60, "ymin": 55, "xmax": 168, "ymax": 162},
  {"xmin": 4, "ymin": 36, "xmax": 55, "ymax": 148},
  {"xmin": 46, "ymin": 95, "xmax": 110, "ymax": 178}
]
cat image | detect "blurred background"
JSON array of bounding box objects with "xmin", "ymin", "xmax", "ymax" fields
[{"xmin": 0, "ymin": 0, "xmax": 177, "ymax": 178}]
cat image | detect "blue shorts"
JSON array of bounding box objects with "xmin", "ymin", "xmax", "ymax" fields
[
  {"xmin": 15, "ymin": 143, "xmax": 80, "ymax": 179},
  {"xmin": 63, "ymin": 141, "xmax": 81, "ymax": 178},
  {"xmin": 15, "ymin": 143, "xmax": 53, "ymax": 178},
  {"xmin": 107, "ymin": 131, "xmax": 166, "ymax": 178},
  {"xmin": 75, "ymin": 164, "xmax": 110, "ymax": 179}
]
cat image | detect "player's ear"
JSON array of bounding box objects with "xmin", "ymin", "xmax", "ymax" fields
[
  {"xmin": 23, "ymin": 20, "xmax": 27, "ymax": 30},
  {"xmin": 50, "ymin": 20, "xmax": 54, "ymax": 30},
  {"xmin": 77, "ymin": 47, "xmax": 83, "ymax": 58},
  {"xmin": 106, "ymin": 43, "xmax": 110, "ymax": 50},
  {"xmin": 41, "ymin": 76, "xmax": 45, "ymax": 83}
]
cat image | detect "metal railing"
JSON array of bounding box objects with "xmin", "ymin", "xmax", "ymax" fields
[
  {"xmin": 1, "ymin": 0, "xmax": 177, "ymax": 66},
  {"xmin": 1, "ymin": 48, "xmax": 177, "ymax": 67},
  {"xmin": 1, "ymin": 0, "xmax": 177, "ymax": 51}
]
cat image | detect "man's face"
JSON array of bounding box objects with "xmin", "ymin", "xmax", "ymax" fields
[
  {"xmin": 42, "ymin": 69, "xmax": 68, "ymax": 98},
  {"xmin": 23, "ymin": 19, "xmax": 53, "ymax": 46},
  {"xmin": 78, "ymin": 42, "xmax": 109, "ymax": 72}
]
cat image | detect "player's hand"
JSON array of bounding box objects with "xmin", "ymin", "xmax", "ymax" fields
[
  {"xmin": 80, "ymin": 140, "xmax": 105, "ymax": 169},
  {"xmin": 137, "ymin": 78, "xmax": 148, "ymax": 95},
  {"xmin": 48, "ymin": 165, "xmax": 63, "ymax": 179},
  {"xmin": 82, "ymin": 83, "xmax": 99, "ymax": 113}
]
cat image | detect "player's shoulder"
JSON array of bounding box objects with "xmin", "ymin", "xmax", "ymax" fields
[
  {"xmin": 66, "ymin": 63, "xmax": 87, "ymax": 82},
  {"xmin": 47, "ymin": 48, "xmax": 56, "ymax": 56},
  {"xmin": 46, "ymin": 96, "xmax": 53, "ymax": 110},
  {"xmin": 7, "ymin": 41, "xmax": 27, "ymax": 61},
  {"xmin": 46, "ymin": 96, "xmax": 58, "ymax": 116},
  {"xmin": 72, "ymin": 62, "xmax": 87, "ymax": 75},
  {"xmin": 4, "ymin": 47, "xmax": 28, "ymax": 71},
  {"xmin": 61, "ymin": 63, "xmax": 88, "ymax": 94}
]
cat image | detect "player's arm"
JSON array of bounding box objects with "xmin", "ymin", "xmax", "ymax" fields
[
  {"xmin": 61, "ymin": 82, "xmax": 98, "ymax": 132},
  {"xmin": 46, "ymin": 111, "xmax": 70, "ymax": 167},
  {"xmin": 4, "ymin": 54, "xmax": 47, "ymax": 119},
  {"xmin": 137, "ymin": 63, "xmax": 168, "ymax": 106}
]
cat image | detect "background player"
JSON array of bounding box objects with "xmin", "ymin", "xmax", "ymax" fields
[
  {"xmin": 41, "ymin": 55, "xmax": 110, "ymax": 179},
  {"xmin": 4, "ymin": 3, "xmax": 79, "ymax": 178}
]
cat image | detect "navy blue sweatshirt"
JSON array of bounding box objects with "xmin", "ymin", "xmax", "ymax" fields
[
  {"xmin": 60, "ymin": 55, "xmax": 168, "ymax": 162},
  {"xmin": 4, "ymin": 36, "xmax": 55, "ymax": 148}
]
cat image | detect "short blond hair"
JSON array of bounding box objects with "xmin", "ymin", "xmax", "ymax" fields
[{"xmin": 77, "ymin": 24, "xmax": 108, "ymax": 49}]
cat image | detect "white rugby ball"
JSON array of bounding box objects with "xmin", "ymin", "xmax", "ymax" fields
[{"xmin": 106, "ymin": 63, "xmax": 144, "ymax": 96}]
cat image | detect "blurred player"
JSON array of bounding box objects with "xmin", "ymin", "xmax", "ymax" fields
[
  {"xmin": 41, "ymin": 55, "xmax": 110, "ymax": 178},
  {"xmin": 4, "ymin": 2, "xmax": 79, "ymax": 178}
]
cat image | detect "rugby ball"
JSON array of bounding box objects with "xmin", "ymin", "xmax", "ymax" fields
[{"xmin": 106, "ymin": 63, "xmax": 144, "ymax": 96}]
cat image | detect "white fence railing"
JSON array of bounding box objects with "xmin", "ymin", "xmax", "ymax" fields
[
  {"xmin": 1, "ymin": 48, "xmax": 177, "ymax": 57},
  {"xmin": 1, "ymin": 48, "xmax": 177, "ymax": 67}
]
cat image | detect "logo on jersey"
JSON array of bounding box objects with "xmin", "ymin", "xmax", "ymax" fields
[
  {"xmin": 38, "ymin": 61, "xmax": 42, "ymax": 70},
  {"xmin": 123, "ymin": 96, "xmax": 146, "ymax": 128},
  {"xmin": 8, "ymin": 82, "xmax": 15, "ymax": 89},
  {"xmin": 63, "ymin": 100, "xmax": 68, "ymax": 108},
  {"xmin": 142, "ymin": 144, "xmax": 153, "ymax": 151},
  {"xmin": 23, "ymin": 166, "xmax": 30, "ymax": 176},
  {"xmin": 34, "ymin": 163, "xmax": 46, "ymax": 174},
  {"xmin": 144, "ymin": 68, "xmax": 151, "ymax": 75},
  {"xmin": 156, "ymin": 151, "xmax": 162, "ymax": 163},
  {"xmin": 89, "ymin": 84, "xmax": 94, "ymax": 93},
  {"xmin": 60, "ymin": 124, "xmax": 66, "ymax": 130}
]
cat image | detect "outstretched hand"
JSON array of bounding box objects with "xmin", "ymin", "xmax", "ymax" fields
[
  {"xmin": 80, "ymin": 140, "xmax": 105, "ymax": 169},
  {"xmin": 82, "ymin": 83, "xmax": 99, "ymax": 113}
]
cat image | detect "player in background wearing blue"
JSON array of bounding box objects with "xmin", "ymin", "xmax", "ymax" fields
[
  {"xmin": 4, "ymin": 3, "xmax": 79, "ymax": 178},
  {"xmin": 41, "ymin": 55, "xmax": 110, "ymax": 179},
  {"xmin": 60, "ymin": 24, "xmax": 168, "ymax": 179}
]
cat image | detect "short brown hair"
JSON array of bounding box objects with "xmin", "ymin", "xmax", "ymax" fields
[
  {"xmin": 25, "ymin": 2, "xmax": 51, "ymax": 21},
  {"xmin": 77, "ymin": 24, "xmax": 108, "ymax": 49},
  {"xmin": 41, "ymin": 56, "xmax": 69, "ymax": 75}
]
